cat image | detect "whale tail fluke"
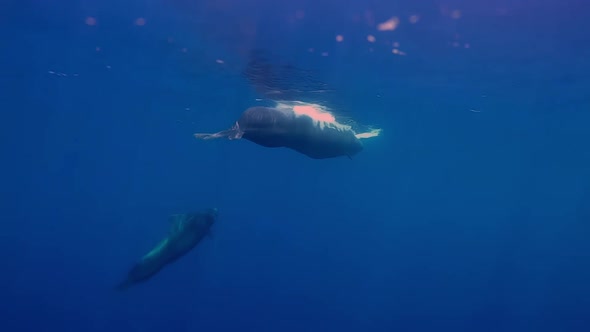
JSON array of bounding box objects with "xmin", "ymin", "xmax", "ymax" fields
[
  {"xmin": 194, "ymin": 132, "xmax": 226, "ymax": 140},
  {"xmin": 114, "ymin": 279, "xmax": 133, "ymax": 292},
  {"xmin": 194, "ymin": 123, "xmax": 244, "ymax": 141}
]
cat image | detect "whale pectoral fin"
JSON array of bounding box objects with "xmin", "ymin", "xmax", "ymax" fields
[
  {"xmin": 168, "ymin": 214, "xmax": 187, "ymax": 234},
  {"xmin": 354, "ymin": 128, "xmax": 382, "ymax": 139}
]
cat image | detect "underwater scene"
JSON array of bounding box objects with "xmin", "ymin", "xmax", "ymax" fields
[{"xmin": 1, "ymin": 0, "xmax": 589, "ymax": 331}]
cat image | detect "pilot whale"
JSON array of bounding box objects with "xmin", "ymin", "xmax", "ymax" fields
[
  {"xmin": 194, "ymin": 101, "xmax": 380, "ymax": 159},
  {"xmin": 115, "ymin": 208, "xmax": 218, "ymax": 290}
]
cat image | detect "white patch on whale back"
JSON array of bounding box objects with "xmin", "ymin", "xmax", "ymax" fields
[
  {"xmin": 274, "ymin": 100, "xmax": 351, "ymax": 131},
  {"xmin": 273, "ymin": 100, "xmax": 381, "ymax": 139}
]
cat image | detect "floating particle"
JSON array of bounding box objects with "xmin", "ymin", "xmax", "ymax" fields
[
  {"xmin": 85, "ymin": 17, "xmax": 97, "ymax": 26},
  {"xmin": 377, "ymin": 17, "xmax": 400, "ymax": 31},
  {"xmin": 134, "ymin": 18, "xmax": 146, "ymax": 26},
  {"xmin": 392, "ymin": 49, "xmax": 406, "ymax": 56}
]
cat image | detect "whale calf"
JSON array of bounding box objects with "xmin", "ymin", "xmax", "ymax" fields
[
  {"xmin": 116, "ymin": 208, "xmax": 218, "ymax": 290},
  {"xmin": 195, "ymin": 101, "xmax": 380, "ymax": 159}
]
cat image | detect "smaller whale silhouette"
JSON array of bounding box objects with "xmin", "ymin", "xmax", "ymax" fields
[
  {"xmin": 194, "ymin": 101, "xmax": 381, "ymax": 159},
  {"xmin": 115, "ymin": 208, "xmax": 218, "ymax": 291}
]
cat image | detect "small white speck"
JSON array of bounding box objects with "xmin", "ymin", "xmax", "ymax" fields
[
  {"xmin": 469, "ymin": 109, "xmax": 481, "ymax": 113},
  {"xmin": 255, "ymin": 98, "xmax": 262, "ymax": 101},
  {"xmin": 48, "ymin": 70, "xmax": 55, "ymax": 74}
]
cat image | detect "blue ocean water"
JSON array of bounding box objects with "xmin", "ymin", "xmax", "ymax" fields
[{"xmin": 1, "ymin": 0, "xmax": 589, "ymax": 331}]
